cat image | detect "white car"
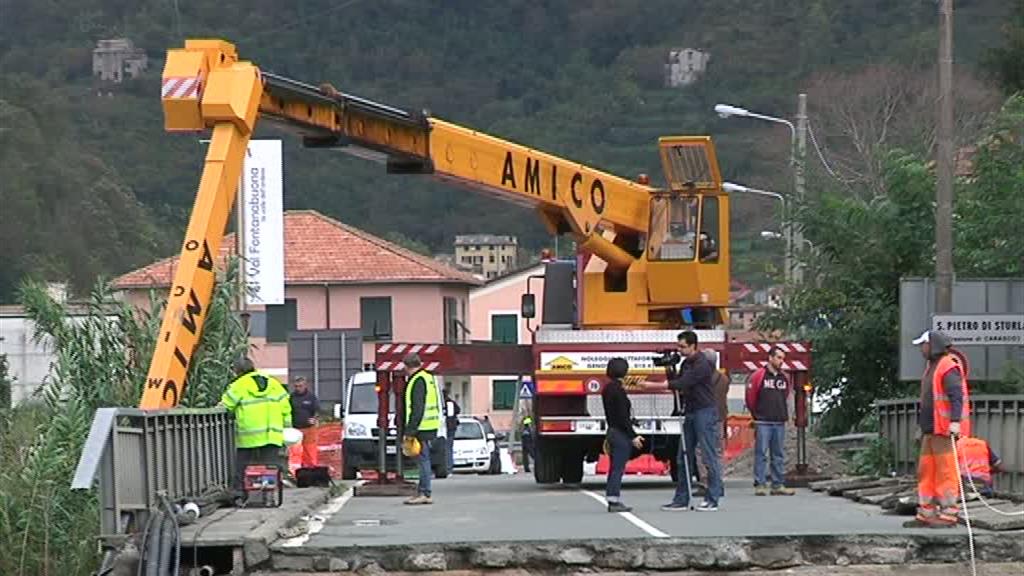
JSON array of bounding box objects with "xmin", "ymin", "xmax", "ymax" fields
[{"xmin": 451, "ymin": 417, "xmax": 500, "ymax": 474}]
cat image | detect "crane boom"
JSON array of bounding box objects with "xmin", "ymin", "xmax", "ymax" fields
[
  {"xmin": 141, "ymin": 39, "xmax": 729, "ymax": 409},
  {"xmin": 257, "ymin": 71, "xmax": 651, "ymax": 268}
]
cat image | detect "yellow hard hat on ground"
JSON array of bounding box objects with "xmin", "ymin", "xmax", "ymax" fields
[{"xmin": 402, "ymin": 436, "xmax": 421, "ymax": 457}]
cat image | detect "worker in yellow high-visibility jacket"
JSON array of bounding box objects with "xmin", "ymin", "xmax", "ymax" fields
[
  {"xmin": 220, "ymin": 357, "xmax": 292, "ymax": 491},
  {"xmin": 402, "ymin": 352, "xmax": 441, "ymax": 505}
]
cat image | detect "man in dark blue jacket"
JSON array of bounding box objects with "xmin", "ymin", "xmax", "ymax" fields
[{"xmin": 644, "ymin": 330, "xmax": 723, "ymax": 511}]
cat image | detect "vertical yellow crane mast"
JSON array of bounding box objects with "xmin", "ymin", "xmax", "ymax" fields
[
  {"xmin": 141, "ymin": 39, "xmax": 729, "ymax": 409},
  {"xmin": 141, "ymin": 41, "xmax": 261, "ymax": 409}
]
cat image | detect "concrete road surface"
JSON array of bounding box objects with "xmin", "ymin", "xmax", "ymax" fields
[{"xmin": 300, "ymin": 473, "xmax": 971, "ymax": 547}]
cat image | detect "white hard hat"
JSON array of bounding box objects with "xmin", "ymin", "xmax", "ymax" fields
[{"xmin": 283, "ymin": 427, "xmax": 303, "ymax": 446}]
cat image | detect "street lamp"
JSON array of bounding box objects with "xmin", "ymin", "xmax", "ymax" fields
[
  {"xmin": 762, "ymin": 230, "xmax": 815, "ymax": 251},
  {"xmin": 714, "ymin": 105, "xmax": 796, "ymax": 145},
  {"xmin": 715, "ymin": 95, "xmax": 807, "ymax": 283},
  {"xmin": 724, "ymin": 182, "xmax": 792, "ymax": 284}
]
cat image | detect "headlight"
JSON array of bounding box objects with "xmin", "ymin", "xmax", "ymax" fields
[{"xmin": 346, "ymin": 422, "xmax": 368, "ymax": 437}]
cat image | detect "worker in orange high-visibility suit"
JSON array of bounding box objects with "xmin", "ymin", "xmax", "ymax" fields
[
  {"xmin": 904, "ymin": 330, "xmax": 970, "ymax": 529},
  {"xmin": 957, "ymin": 435, "xmax": 1002, "ymax": 497}
]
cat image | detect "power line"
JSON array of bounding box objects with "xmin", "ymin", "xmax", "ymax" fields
[
  {"xmin": 245, "ymin": 0, "xmax": 367, "ymax": 42},
  {"xmin": 806, "ymin": 122, "xmax": 859, "ymax": 185}
]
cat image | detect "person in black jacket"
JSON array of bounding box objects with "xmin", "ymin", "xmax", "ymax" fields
[{"xmin": 603, "ymin": 357, "xmax": 644, "ymax": 513}]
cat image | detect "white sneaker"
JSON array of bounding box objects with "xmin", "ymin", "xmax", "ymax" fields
[{"xmin": 696, "ymin": 501, "xmax": 718, "ymax": 512}]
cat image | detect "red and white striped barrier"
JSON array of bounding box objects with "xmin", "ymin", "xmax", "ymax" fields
[{"xmin": 162, "ymin": 76, "xmax": 202, "ymax": 99}]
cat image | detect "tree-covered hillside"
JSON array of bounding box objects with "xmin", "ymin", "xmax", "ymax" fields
[{"xmin": 0, "ymin": 0, "xmax": 1016, "ymax": 301}]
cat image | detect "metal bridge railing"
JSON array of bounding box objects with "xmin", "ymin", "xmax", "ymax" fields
[
  {"xmin": 876, "ymin": 395, "xmax": 1024, "ymax": 493},
  {"xmin": 72, "ymin": 407, "xmax": 236, "ymax": 539}
]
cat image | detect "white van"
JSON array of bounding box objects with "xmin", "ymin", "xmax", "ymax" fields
[{"xmin": 341, "ymin": 370, "xmax": 449, "ymax": 480}]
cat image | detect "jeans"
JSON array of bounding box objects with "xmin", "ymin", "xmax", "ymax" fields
[
  {"xmin": 673, "ymin": 406, "xmax": 723, "ymax": 506},
  {"xmin": 605, "ymin": 428, "xmax": 632, "ymax": 502},
  {"xmin": 418, "ymin": 436, "xmax": 433, "ymax": 497},
  {"xmin": 754, "ymin": 422, "xmax": 786, "ymax": 487}
]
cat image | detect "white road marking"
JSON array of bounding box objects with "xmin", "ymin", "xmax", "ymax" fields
[
  {"xmin": 277, "ymin": 481, "xmax": 363, "ymax": 547},
  {"xmin": 581, "ymin": 490, "xmax": 669, "ymax": 538}
]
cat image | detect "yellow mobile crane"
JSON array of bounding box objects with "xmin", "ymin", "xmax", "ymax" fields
[{"xmin": 141, "ymin": 39, "xmax": 731, "ymax": 410}]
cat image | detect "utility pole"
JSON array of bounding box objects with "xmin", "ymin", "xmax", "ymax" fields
[
  {"xmin": 935, "ymin": 0, "xmax": 955, "ymax": 313},
  {"xmin": 792, "ymin": 93, "xmax": 807, "ymax": 285}
]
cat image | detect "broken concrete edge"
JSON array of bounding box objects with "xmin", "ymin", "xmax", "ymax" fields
[
  {"xmin": 265, "ymin": 532, "xmax": 1024, "ymax": 573},
  {"xmin": 251, "ymin": 566, "xmax": 1024, "ymax": 576},
  {"xmin": 242, "ymin": 487, "xmax": 337, "ymax": 567}
]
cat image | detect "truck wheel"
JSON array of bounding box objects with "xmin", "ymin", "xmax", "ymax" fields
[
  {"xmin": 534, "ymin": 442, "xmax": 561, "ymax": 484},
  {"xmin": 433, "ymin": 462, "xmax": 450, "ymax": 479},
  {"xmin": 433, "ymin": 443, "xmax": 450, "ymax": 479},
  {"xmin": 342, "ymin": 450, "xmax": 357, "ymax": 480},
  {"xmin": 560, "ymin": 449, "xmax": 584, "ymax": 485},
  {"xmin": 342, "ymin": 464, "xmax": 357, "ymax": 481}
]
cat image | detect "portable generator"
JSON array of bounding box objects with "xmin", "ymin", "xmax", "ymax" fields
[{"xmin": 242, "ymin": 465, "xmax": 283, "ymax": 508}]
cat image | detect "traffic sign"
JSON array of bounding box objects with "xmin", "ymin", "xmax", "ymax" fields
[
  {"xmin": 932, "ymin": 314, "xmax": 1024, "ymax": 346},
  {"xmin": 518, "ymin": 379, "xmax": 535, "ymax": 399}
]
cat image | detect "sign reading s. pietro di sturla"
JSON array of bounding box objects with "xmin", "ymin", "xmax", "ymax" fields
[
  {"xmin": 240, "ymin": 140, "xmax": 284, "ymax": 306},
  {"xmin": 932, "ymin": 314, "xmax": 1024, "ymax": 346}
]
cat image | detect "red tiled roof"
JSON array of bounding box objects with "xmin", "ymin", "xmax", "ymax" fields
[{"xmin": 113, "ymin": 210, "xmax": 481, "ymax": 289}]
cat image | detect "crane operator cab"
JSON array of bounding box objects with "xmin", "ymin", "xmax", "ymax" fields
[
  {"xmin": 641, "ymin": 137, "xmax": 729, "ymax": 328},
  {"xmin": 534, "ymin": 137, "xmax": 730, "ymax": 331},
  {"xmin": 649, "ymin": 194, "xmax": 720, "ymax": 263}
]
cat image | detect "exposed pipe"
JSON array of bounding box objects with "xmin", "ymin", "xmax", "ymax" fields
[
  {"xmin": 135, "ymin": 510, "xmax": 158, "ymax": 576},
  {"xmin": 161, "ymin": 495, "xmax": 181, "ymax": 576},
  {"xmin": 143, "ymin": 511, "xmax": 166, "ymax": 576},
  {"xmin": 157, "ymin": 512, "xmax": 174, "ymax": 576}
]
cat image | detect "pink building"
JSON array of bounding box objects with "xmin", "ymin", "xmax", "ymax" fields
[
  {"xmin": 466, "ymin": 263, "xmax": 545, "ymax": 431},
  {"xmin": 113, "ymin": 210, "xmax": 480, "ymax": 398}
]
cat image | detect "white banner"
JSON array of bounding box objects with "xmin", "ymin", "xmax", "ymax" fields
[
  {"xmin": 932, "ymin": 314, "xmax": 1024, "ymax": 346},
  {"xmin": 240, "ymin": 140, "xmax": 284, "ymax": 306}
]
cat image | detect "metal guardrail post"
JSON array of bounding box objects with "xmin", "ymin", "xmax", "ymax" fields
[
  {"xmin": 876, "ymin": 395, "xmax": 1024, "ymax": 493},
  {"xmin": 72, "ymin": 407, "xmax": 236, "ymax": 544}
]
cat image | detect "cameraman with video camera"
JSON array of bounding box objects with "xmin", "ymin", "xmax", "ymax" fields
[{"xmin": 644, "ymin": 330, "xmax": 723, "ymax": 512}]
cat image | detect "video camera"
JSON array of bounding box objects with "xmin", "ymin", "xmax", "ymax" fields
[
  {"xmin": 652, "ymin": 348, "xmax": 682, "ymax": 377},
  {"xmin": 652, "ymin": 348, "xmax": 684, "ymax": 414}
]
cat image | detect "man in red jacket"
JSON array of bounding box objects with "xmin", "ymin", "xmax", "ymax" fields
[{"xmin": 745, "ymin": 346, "xmax": 796, "ymax": 496}]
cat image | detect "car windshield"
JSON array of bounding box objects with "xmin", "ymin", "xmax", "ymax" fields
[
  {"xmin": 454, "ymin": 421, "xmax": 484, "ymax": 440},
  {"xmin": 347, "ymin": 382, "xmax": 394, "ymax": 414}
]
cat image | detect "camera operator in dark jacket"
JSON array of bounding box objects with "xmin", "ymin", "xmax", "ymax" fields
[
  {"xmin": 643, "ymin": 330, "xmax": 723, "ymax": 511},
  {"xmin": 603, "ymin": 357, "xmax": 644, "ymax": 513}
]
